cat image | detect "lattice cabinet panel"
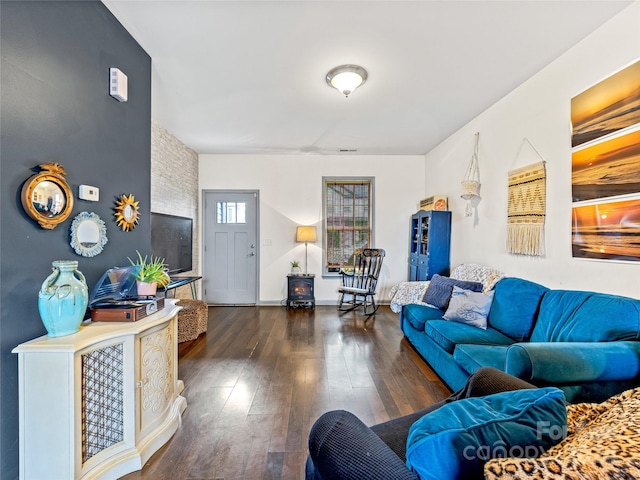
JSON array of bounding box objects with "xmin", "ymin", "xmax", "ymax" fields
[{"xmin": 81, "ymin": 342, "xmax": 125, "ymax": 463}]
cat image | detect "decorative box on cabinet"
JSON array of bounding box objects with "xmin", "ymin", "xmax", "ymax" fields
[
  {"xmin": 13, "ymin": 299, "xmax": 186, "ymax": 480},
  {"xmin": 408, "ymin": 210, "xmax": 451, "ymax": 281}
]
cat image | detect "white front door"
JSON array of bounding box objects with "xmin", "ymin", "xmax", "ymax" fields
[{"xmin": 203, "ymin": 190, "xmax": 258, "ymax": 304}]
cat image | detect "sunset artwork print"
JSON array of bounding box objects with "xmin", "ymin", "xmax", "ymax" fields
[
  {"xmin": 571, "ymin": 129, "xmax": 640, "ymax": 202},
  {"xmin": 572, "ymin": 199, "xmax": 640, "ymax": 262},
  {"xmin": 571, "ymin": 60, "xmax": 640, "ymax": 148}
]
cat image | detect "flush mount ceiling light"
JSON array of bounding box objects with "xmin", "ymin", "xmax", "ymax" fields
[{"xmin": 326, "ymin": 64, "xmax": 368, "ymax": 97}]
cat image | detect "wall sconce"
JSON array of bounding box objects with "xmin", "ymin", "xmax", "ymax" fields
[
  {"xmin": 296, "ymin": 226, "xmax": 317, "ymax": 274},
  {"xmin": 326, "ymin": 65, "xmax": 368, "ymax": 97},
  {"xmin": 461, "ymin": 132, "xmax": 481, "ymax": 217}
]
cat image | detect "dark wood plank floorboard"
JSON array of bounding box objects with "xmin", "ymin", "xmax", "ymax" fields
[{"xmin": 121, "ymin": 305, "xmax": 451, "ymax": 480}]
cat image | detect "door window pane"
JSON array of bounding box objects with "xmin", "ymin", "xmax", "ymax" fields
[{"xmin": 217, "ymin": 202, "xmax": 246, "ymax": 224}]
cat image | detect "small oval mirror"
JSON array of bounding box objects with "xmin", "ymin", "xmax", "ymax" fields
[
  {"xmin": 123, "ymin": 204, "xmax": 134, "ymax": 221},
  {"xmin": 70, "ymin": 212, "xmax": 108, "ymax": 257},
  {"xmin": 77, "ymin": 217, "xmax": 100, "ymax": 248}
]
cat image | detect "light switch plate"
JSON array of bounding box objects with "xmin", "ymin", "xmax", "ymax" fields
[{"xmin": 79, "ymin": 185, "xmax": 99, "ymax": 202}]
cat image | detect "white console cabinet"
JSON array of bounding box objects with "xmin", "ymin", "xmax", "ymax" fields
[{"xmin": 13, "ymin": 300, "xmax": 186, "ymax": 480}]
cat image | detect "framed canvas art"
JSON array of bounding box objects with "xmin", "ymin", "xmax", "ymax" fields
[
  {"xmin": 571, "ymin": 60, "xmax": 640, "ymax": 148},
  {"xmin": 572, "ymin": 129, "xmax": 640, "ymax": 202},
  {"xmin": 572, "ymin": 198, "xmax": 640, "ymax": 262}
]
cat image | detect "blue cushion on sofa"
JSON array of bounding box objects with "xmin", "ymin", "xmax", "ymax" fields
[
  {"xmin": 425, "ymin": 321, "xmax": 514, "ymax": 354},
  {"xmin": 530, "ymin": 290, "xmax": 640, "ymax": 342},
  {"xmin": 406, "ymin": 387, "xmax": 567, "ymax": 480},
  {"xmin": 488, "ymin": 278, "xmax": 548, "ymax": 341},
  {"xmin": 403, "ymin": 303, "xmax": 445, "ymax": 332},
  {"xmin": 453, "ymin": 344, "xmax": 509, "ymax": 375},
  {"xmin": 423, "ymin": 274, "xmax": 483, "ymax": 310}
]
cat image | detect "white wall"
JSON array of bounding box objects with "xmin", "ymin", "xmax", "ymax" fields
[
  {"xmin": 424, "ymin": 1, "xmax": 640, "ymax": 298},
  {"xmin": 199, "ymin": 155, "xmax": 425, "ymax": 304}
]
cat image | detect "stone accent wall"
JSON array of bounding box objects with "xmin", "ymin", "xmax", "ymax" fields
[{"xmin": 151, "ymin": 122, "xmax": 200, "ymax": 299}]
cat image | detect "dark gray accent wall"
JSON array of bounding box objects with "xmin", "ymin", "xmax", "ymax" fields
[{"xmin": 0, "ymin": 2, "xmax": 151, "ymax": 478}]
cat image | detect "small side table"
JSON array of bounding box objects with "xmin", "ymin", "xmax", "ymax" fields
[
  {"xmin": 161, "ymin": 276, "xmax": 202, "ymax": 299},
  {"xmin": 287, "ymin": 274, "xmax": 315, "ymax": 309}
]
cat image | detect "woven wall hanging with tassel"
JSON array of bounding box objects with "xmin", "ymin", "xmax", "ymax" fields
[{"xmin": 507, "ymin": 159, "xmax": 547, "ymax": 256}]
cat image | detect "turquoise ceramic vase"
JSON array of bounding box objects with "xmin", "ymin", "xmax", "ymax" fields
[{"xmin": 38, "ymin": 260, "xmax": 88, "ymax": 337}]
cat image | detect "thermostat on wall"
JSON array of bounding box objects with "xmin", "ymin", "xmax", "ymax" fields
[
  {"xmin": 109, "ymin": 68, "xmax": 128, "ymax": 102},
  {"xmin": 79, "ymin": 185, "xmax": 99, "ymax": 202}
]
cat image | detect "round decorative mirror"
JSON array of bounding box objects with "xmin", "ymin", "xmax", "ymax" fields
[
  {"xmin": 21, "ymin": 163, "xmax": 74, "ymax": 229},
  {"xmin": 70, "ymin": 212, "xmax": 108, "ymax": 257},
  {"xmin": 114, "ymin": 193, "xmax": 139, "ymax": 231}
]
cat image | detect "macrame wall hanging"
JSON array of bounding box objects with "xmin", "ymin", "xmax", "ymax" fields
[
  {"xmin": 507, "ymin": 139, "xmax": 547, "ymax": 256},
  {"xmin": 461, "ymin": 132, "xmax": 482, "ymax": 217}
]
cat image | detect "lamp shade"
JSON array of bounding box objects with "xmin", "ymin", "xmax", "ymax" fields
[{"xmin": 296, "ymin": 226, "xmax": 317, "ymax": 243}]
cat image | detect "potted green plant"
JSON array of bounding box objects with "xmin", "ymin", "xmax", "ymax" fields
[
  {"xmin": 290, "ymin": 260, "xmax": 301, "ymax": 274},
  {"xmin": 129, "ymin": 251, "xmax": 169, "ymax": 296}
]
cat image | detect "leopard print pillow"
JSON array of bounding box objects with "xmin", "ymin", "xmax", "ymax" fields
[{"xmin": 484, "ymin": 386, "xmax": 640, "ymax": 480}]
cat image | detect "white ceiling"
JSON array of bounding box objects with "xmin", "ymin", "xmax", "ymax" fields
[{"xmin": 103, "ymin": 0, "xmax": 632, "ymax": 155}]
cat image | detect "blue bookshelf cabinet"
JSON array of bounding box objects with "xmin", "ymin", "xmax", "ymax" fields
[{"xmin": 409, "ymin": 210, "xmax": 451, "ymax": 281}]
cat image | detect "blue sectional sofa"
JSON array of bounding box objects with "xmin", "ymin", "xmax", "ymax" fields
[{"xmin": 400, "ymin": 277, "xmax": 640, "ymax": 402}]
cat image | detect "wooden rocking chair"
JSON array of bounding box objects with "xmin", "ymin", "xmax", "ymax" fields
[{"xmin": 337, "ymin": 248, "xmax": 386, "ymax": 315}]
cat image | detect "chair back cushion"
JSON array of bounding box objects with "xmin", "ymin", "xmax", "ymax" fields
[
  {"xmin": 406, "ymin": 387, "xmax": 566, "ymax": 480},
  {"xmin": 530, "ymin": 290, "xmax": 640, "ymax": 342}
]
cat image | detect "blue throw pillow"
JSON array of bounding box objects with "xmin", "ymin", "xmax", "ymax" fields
[
  {"xmin": 406, "ymin": 387, "xmax": 566, "ymax": 480},
  {"xmin": 423, "ymin": 274, "xmax": 483, "ymax": 310},
  {"xmin": 443, "ymin": 287, "xmax": 495, "ymax": 329}
]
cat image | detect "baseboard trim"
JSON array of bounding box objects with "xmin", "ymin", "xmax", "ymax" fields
[
  {"xmin": 204, "ymin": 300, "xmax": 391, "ymax": 307},
  {"xmin": 256, "ymin": 300, "xmax": 391, "ymax": 307}
]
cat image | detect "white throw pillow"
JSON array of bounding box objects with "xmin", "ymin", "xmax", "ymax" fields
[{"xmin": 442, "ymin": 286, "xmax": 495, "ymax": 329}]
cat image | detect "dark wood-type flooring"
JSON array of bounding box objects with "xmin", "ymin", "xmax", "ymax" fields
[{"xmin": 122, "ymin": 305, "xmax": 451, "ymax": 480}]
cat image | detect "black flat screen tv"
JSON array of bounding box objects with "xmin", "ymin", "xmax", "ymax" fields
[{"xmin": 150, "ymin": 212, "xmax": 193, "ymax": 275}]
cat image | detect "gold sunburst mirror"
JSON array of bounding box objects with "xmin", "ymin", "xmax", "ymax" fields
[{"xmin": 114, "ymin": 194, "xmax": 139, "ymax": 231}]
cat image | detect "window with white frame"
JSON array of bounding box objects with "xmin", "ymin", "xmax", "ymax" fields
[{"xmin": 323, "ymin": 177, "xmax": 374, "ymax": 274}]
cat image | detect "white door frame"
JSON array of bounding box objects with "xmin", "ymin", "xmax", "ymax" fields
[{"xmin": 202, "ymin": 189, "xmax": 260, "ymax": 305}]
